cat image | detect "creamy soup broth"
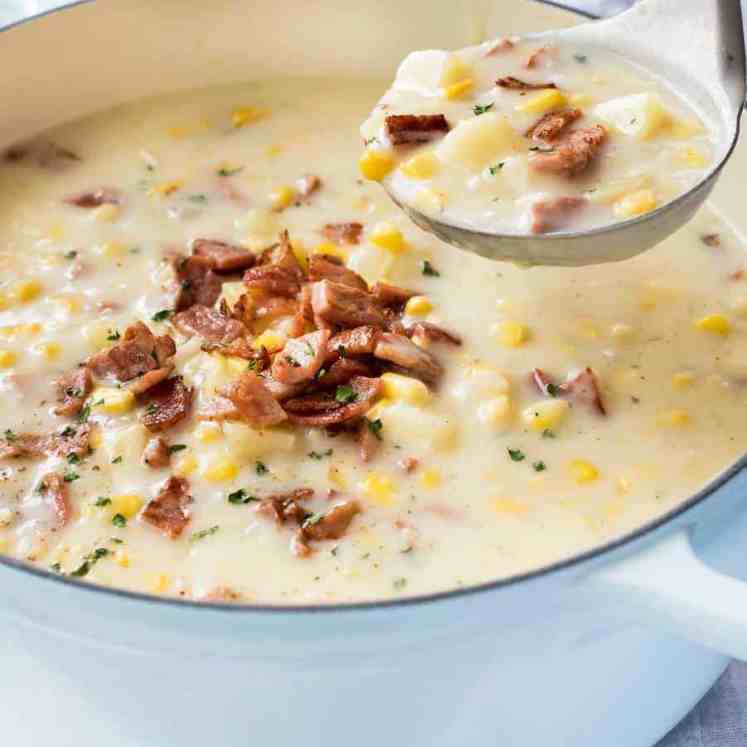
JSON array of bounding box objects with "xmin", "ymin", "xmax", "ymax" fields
[{"xmin": 0, "ymin": 79, "xmax": 744, "ymax": 603}]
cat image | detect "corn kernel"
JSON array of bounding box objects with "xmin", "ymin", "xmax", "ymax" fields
[
  {"xmin": 97, "ymin": 241, "xmax": 128, "ymax": 259},
  {"xmin": 290, "ymin": 239, "xmax": 308, "ymax": 272},
  {"xmin": 369, "ymin": 222, "xmax": 406, "ymax": 255},
  {"xmin": 444, "ymin": 78, "xmax": 474, "ymax": 100},
  {"xmin": 657, "ymin": 409, "xmax": 691, "ymax": 427},
  {"xmin": 14, "ymin": 279, "xmax": 43, "ymax": 303},
  {"xmin": 111, "ymin": 494, "xmax": 143, "ymax": 519},
  {"xmin": 569, "ymin": 459, "xmax": 599, "ymax": 484},
  {"xmin": 419, "ymin": 467, "xmax": 442, "ymax": 489},
  {"xmin": 150, "ymin": 574, "xmax": 170, "ymax": 593},
  {"xmin": 677, "ymin": 147, "xmax": 707, "ymax": 169},
  {"xmin": 414, "ymin": 186, "xmax": 448, "ymax": 214},
  {"xmin": 114, "ymin": 549, "xmax": 130, "ymax": 568},
  {"xmin": 202, "ymin": 457, "xmax": 239, "ymax": 483},
  {"xmin": 194, "ymin": 421, "xmax": 223, "ymax": 444},
  {"xmin": 359, "ymin": 150, "xmax": 395, "ymax": 181},
  {"xmin": 516, "ymin": 89, "xmax": 568, "ymax": 115},
  {"xmin": 492, "ymin": 497, "xmax": 529, "ymax": 516},
  {"xmin": 695, "ymin": 313, "xmax": 731, "ymax": 336},
  {"xmin": 328, "ymin": 465, "xmax": 348, "ymax": 489},
  {"xmin": 93, "ymin": 387, "xmax": 136, "ymax": 415},
  {"xmin": 522, "ymin": 399, "xmax": 570, "ymax": 431},
  {"xmin": 477, "ymin": 395, "xmax": 513, "ymax": 429},
  {"xmin": 265, "ymin": 144, "xmax": 283, "ymax": 157},
  {"xmin": 173, "ymin": 453, "xmax": 197, "ymax": 477},
  {"xmin": 313, "ymin": 241, "xmax": 348, "ymax": 261},
  {"xmin": 88, "ymin": 426, "xmax": 103, "ymax": 449},
  {"xmin": 493, "ymin": 320, "xmax": 529, "ymax": 348},
  {"xmin": 149, "ymin": 180, "xmax": 183, "ymax": 198},
  {"xmin": 0, "ymin": 349, "xmax": 16, "ymax": 368},
  {"xmin": 93, "ymin": 203, "xmax": 120, "ymax": 223},
  {"xmin": 35, "ymin": 341, "xmax": 61, "ymax": 361},
  {"xmin": 54, "ymin": 294, "xmax": 83, "ymax": 314},
  {"xmin": 231, "ymin": 106, "xmax": 267, "ymax": 128},
  {"xmin": 361, "ymin": 473, "xmax": 396, "ymax": 507},
  {"xmin": 380, "ymin": 372, "xmax": 431, "ymax": 406},
  {"xmin": 613, "ymin": 189, "xmax": 657, "ymax": 219},
  {"xmin": 672, "ymin": 371, "xmax": 695, "ymax": 390},
  {"xmin": 252, "ymin": 329, "xmax": 286, "ymax": 353},
  {"xmin": 404, "ymin": 295, "xmax": 433, "ymax": 316},
  {"xmin": 400, "ymin": 151, "xmax": 440, "ymax": 180},
  {"xmin": 269, "ymin": 185, "xmax": 296, "ymax": 211}
]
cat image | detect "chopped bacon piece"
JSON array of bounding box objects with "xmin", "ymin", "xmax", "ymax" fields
[
  {"xmin": 316, "ymin": 358, "xmax": 374, "ymax": 388},
  {"xmin": 140, "ymin": 376, "xmax": 194, "ymax": 432},
  {"xmin": 192, "ymin": 239, "xmax": 256, "ymax": 272},
  {"xmin": 196, "ymin": 396, "xmax": 241, "ymax": 422},
  {"xmin": 88, "ymin": 321, "xmax": 176, "ymax": 382},
  {"xmin": 406, "ymin": 321, "xmax": 462, "ymax": 346},
  {"xmin": 374, "ymin": 332, "xmax": 442, "ymax": 383},
  {"xmin": 296, "ymin": 174, "xmax": 322, "ymax": 199},
  {"xmin": 143, "ymin": 437, "xmax": 170, "ymax": 468},
  {"xmin": 358, "ymin": 421, "xmax": 380, "ymax": 463},
  {"xmin": 0, "ymin": 424, "xmax": 91, "ymax": 461},
  {"xmin": 261, "ymin": 374, "xmax": 307, "ymax": 402},
  {"xmin": 385, "ymin": 114, "xmax": 450, "ymax": 146},
  {"xmin": 303, "ymin": 501, "xmax": 360, "ymax": 542},
  {"xmin": 524, "ymin": 46, "xmax": 552, "ymax": 69},
  {"xmin": 529, "ymin": 124, "xmax": 607, "ymax": 177},
  {"xmin": 525, "ymin": 108, "xmax": 582, "ymax": 143},
  {"xmin": 321, "ymin": 222, "xmax": 363, "ymax": 245},
  {"xmin": 311, "ymin": 280, "xmax": 387, "ymax": 328},
  {"xmin": 54, "ymin": 366, "xmax": 92, "ymax": 417},
  {"xmin": 327, "ymin": 325, "xmax": 381, "ymax": 360},
  {"xmin": 529, "ymin": 196, "xmax": 587, "ymax": 234},
  {"xmin": 126, "ymin": 367, "xmax": 173, "ymax": 395},
  {"xmin": 731, "ymin": 269, "xmax": 744, "ymax": 281},
  {"xmin": 223, "ymin": 371, "xmax": 288, "ymax": 428},
  {"xmin": 141, "ymin": 476, "xmax": 192, "ymax": 539},
  {"xmin": 174, "ymin": 255, "xmax": 223, "ymax": 310},
  {"xmin": 485, "ymin": 37, "xmax": 515, "ymax": 55},
  {"xmin": 284, "ymin": 376, "xmax": 381, "ymax": 427},
  {"xmin": 243, "ymin": 233, "xmax": 305, "ymax": 297},
  {"xmin": 202, "ymin": 338, "xmax": 269, "ymax": 369},
  {"xmin": 64, "ymin": 187, "xmax": 120, "ymax": 208},
  {"xmin": 271, "ymin": 329, "xmax": 331, "ymax": 385},
  {"xmin": 308, "ymin": 254, "xmax": 368, "ymax": 291},
  {"xmin": 256, "ymin": 488, "xmax": 314, "ymax": 525},
  {"xmin": 38, "ymin": 472, "xmax": 72, "ymax": 528},
  {"xmin": 398, "ymin": 456, "xmax": 419, "ymax": 474},
  {"xmin": 531, "ymin": 366, "xmax": 606, "ymax": 415},
  {"xmin": 173, "ymin": 304, "xmax": 246, "ymax": 344},
  {"xmin": 371, "ymin": 281, "xmax": 419, "ymax": 308},
  {"xmin": 496, "ymin": 76, "xmax": 556, "ymax": 91},
  {"xmin": 701, "ymin": 233, "xmax": 721, "ymax": 248}
]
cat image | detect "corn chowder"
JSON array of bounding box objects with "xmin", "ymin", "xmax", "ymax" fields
[
  {"xmin": 0, "ymin": 79, "xmax": 744, "ymax": 604},
  {"xmin": 360, "ymin": 37, "xmax": 713, "ymax": 235}
]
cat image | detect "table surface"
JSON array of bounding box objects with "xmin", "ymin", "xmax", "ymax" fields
[{"xmin": 0, "ymin": 1, "xmax": 744, "ymax": 745}]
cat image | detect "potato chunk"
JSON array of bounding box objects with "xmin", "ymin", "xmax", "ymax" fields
[
  {"xmin": 593, "ymin": 93, "xmax": 671, "ymax": 140},
  {"xmin": 436, "ymin": 112, "xmax": 522, "ymax": 171}
]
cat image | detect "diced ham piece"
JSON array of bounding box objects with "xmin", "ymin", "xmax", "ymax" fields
[
  {"xmin": 173, "ymin": 304, "xmax": 246, "ymax": 344},
  {"xmin": 701, "ymin": 233, "xmax": 721, "ymax": 248},
  {"xmin": 357, "ymin": 421, "xmax": 380, "ymax": 463},
  {"xmin": 485, "ymin": 37, "xmax": 515, "ymax": 56},
  {"xmin": 529, "ymin": 125, "xmax": 607, "ymax": 177},
  {"xmin": 0, "ymin": 424, "xmax": 91, "ymax": 461},
  {"xmin": 174, "ymin": 255, "xmax": 224, "ymax": 310},
  {"xmin": 141, "ymin": 476, "xmax": 192, "ymax": 539},
  {"xmin": 196, "ymin": 396, "xmax": 241, "ymax": 422},
  {"xmin": 385, "ymin": 114, "xmax": 450, "ymax": 145},
  {"xmin": 529, "ymin": 196, "xmax": 588, "ymax": 234},
  {"xmin": 311, "ymin": 280, "xmax": 387, "ymax": 328},
  {"xmin": 524, "ymin": 46, "xmax": 552, "ymax": 69},
  {"xmin": 202, "ymin": 337, "xmax": 269, "ymax": 369},
  {"xmin": 284, "ymin": 376, "xmax": 382, "ymax": 427},
  {"xmin": 64, "ymin": 187, "xmax": 120, "ymax": 208},
  {"xmin": 321, "ymin": 222, "xmax": 363, "ymax": 245},
  {"xmin": 192, "ymin": 239, "xmax": 256, "ymax": 272},
  {"xmin": 525, "ymin": 108, "xmax": 583, "ymax": 143},
  {"xmin": 406, "ymin": 321, "xmax": 462, "ymax": 346},
  {"xmin": 327, "ymin": 325, "xmax": 381, "ymax": 360},
  {"xmin": 38, "ymin": 472, "xmax": 72, "ymax": 528},
  {"xmin": 243, "ymin": 233, "xmax": 305, "ymax": 297},
  {"xmin": 496, "ymin": 76, "xmax": 556, "ymax": 91},
  {"xmin": 255, "ymin": 488, "xmax": 314, "ymax": 526},
  {"xmin": 223, "ymin": 371, "xmax": 288, "ymax": 428},
  {"xmin": 302, "ymin": 501, "xmax": 360, "ymax": 542},
  {"xmin": 126, "ymin": 367, "xmax": 173, "ymax": 396},
  {"xmin": 315, "ymin": 358, "xmax": 374, "ymax": 388},
  {"xmin": 140, "ymin": 376, "xmax": 194, "ymax": 432},
  {"xmin": 296, "ymin": 174, "xmax": 322, "ymax": 200},
  {"xmin": 54, "ymin": 366, "xmax": 92, "ymax": 417},
  {"xmin": 308, "ymin": 254, "xmax": 368, "ymax": 291},
  {"xmin": 271, "ymin": 329, "xmax": 331, "ymax": 385},
  {"xmin": 374, "ymin": 332, "xmax": 442, "ymax": 383},
  {"xmin": 260, "ymin": 373, "xmax": 307, "ymax": 402},
  {"xmin": 371, "ymin": 282, "xmax": 419, "ymax": 309},
  {"xmin": 143, "ymin": 437, "xmax": 170, "ymax": 468}
]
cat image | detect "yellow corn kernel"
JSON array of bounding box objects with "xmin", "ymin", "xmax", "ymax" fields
[
  {"xmin": 202, "ymin": 457, "xmax": 239, "ymax": 483},
  {"xmin": 443, "ymin": 78, "xmax": 474, "ymax": 100},
  {"xmin": 695, "ymin": 313, "xmax": 731, "ymax": 336},
  {"xmin": 252, "ymin": 329, "xmax": 286, "ymax": 353},
  {"xmin": 88, "ymin": 426, "xmax": 103, "ymax": 449},
  {"xmin": 290, "ymin": 240, "xmax": 308, "ymax": 272},
  {"xmin": 328, "ymin": 465, "xmax": 348, "ymax": 490},
  {"xmin": 35, "ymin": 341, "xmax": 61, "ymax": 361},
  {"xmin": 173, "ymin": 453, "xmax": 197, "ymax": 477},
  {"xmin": 420, "ymin": 467, "xmax": 442, "ymax": 489},
  {"xmin": 400, "ymin": 151, "xmax": 439, "ymax": 180},
  {"xmin": 114, "ymin": 549, "xmax": 130, "ymax": 568},
  {"xmin": 93, "ymin": 203, "xmax": 120, "ymax": 223},
  {"xmin": 380, "ymin": 372, "xmax": 431, "ymax": 406},
  {"xmin": 657, "ymin": 408, "xmax": 691, "ymax": 428},
  {"xmin": 616, "ymin": 476, "xmax": 632, "ymax": 495},
  {"xmin": 0, "ymin": 323, "xmax": 41, "ymax": 340},
  {"xmin": 493, "ymin": 320, "xmax": 529, "ymax": 348},
  {"xmin": 492, "ymin": 497, "xmax": 529, "ymax": 516},
  {"xmin": 516, "ymin": 89, "xmax": 567, "ymax": 115},
  {"xmin": 568, "ymin": 92, "xmax": 593, "ymax": 107},
  {"xmin": 676, "ymin": 147, "xmax": 707, "ymax": 169},
  {"xmin": 569, "ymin": 459, "xmax": 599, "ymax": 484},
  {"xmin": 265, "ymin": 144, "xmax": 283, "ymax": 157},
  {"xmin": 404, "ymin": 295, "xmax": 433, "ymax": 317},
  {"xmin": 14, "ymin": 279, "xmax": 43, "ymax": 303},
  {"xmin": 369, "ymin": 222, "xmax": 406, "ymax": 255},
  {"xmin": 97, "ymin": 241, "xmax": 128, "ymax": 259},
  {"xmin": 0, "ymin": 292, "xmax": 10, "ymax": 310},
  {"xmin": 54, "ymin": 294, "xmax": 83, "ymax": 314},
  {"xmin": 667, "ymin": 118, "xmax": 703, "ymax": 139},
  {"xmin": 414, "ymin": 187, "xmax": 448, "ymax": 214},
  {"xmin": 522, "ymin": 399, "xmax": 570, "ymax": 431},
  {"xmin": 613, "ymin": 189, "xmax": 657, "ymax": 219},
  {"xmin": 477, "ymin": 395, "xmax": 513, "ymax": 429},
  {"xmin": 111, "ymin": 494, "xmax": 143, "ymax": 519},
  {"xmin": 231, "ymin": 105, "xmax": 267, "ymax": 128},
  {"xmin": 94, "ymin": 387, "xmax": 136, "ymax": 415},
  {"xmin": 0, "ymin": 536, "xmax": 8, "ymax": 553},
  {"xmin": 150, "ymin": 574, "xmax": 170, "ymax": 594},
  {"xmin": 672, "ymin": 371, "xmax": 695, "ymax": 390},
  {"xmin": 359, "ymin": 149, "xmax": 395, "ymax": 181},
  {"xmin": 313, "ymin": 241, "xmax": 348, "ymax": 261},
  {"xmin": 269, "ymin": 185, "xmax": 296, "ymax": 211},
  {"xmin": 149, "ymin": 180, "xmax": 183, "ymax": 198},
  {"xmin": 361, "ymin": 473, "xmax": 396, "ymax": 507},
  {"xmin": 0, "ymin": 349, "xmax": 16, "ymax": 368},
  {"xmin": 194, "ymin": 421, "xmax": 223, "ymax": 444}
]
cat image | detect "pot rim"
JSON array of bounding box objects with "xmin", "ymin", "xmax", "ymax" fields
[{"xmin": 1, "ymin": 0, "xmax": 744, "ymax": 616}]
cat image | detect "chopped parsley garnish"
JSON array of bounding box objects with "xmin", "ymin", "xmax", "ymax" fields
[
  {"xmin": 473, "ymin": 102, "xmax": 494, "ymax": 116},
  {"xmin": 64, "ymin": 250, "xmax": 78, "ymax": 260},
  {"xmin": 363, "ymin": 136, "xmax": 379, "ymax": 146},
  {"xmin": 145, "ymin": 403, "xmax": 159, "ymax": 415},
  {"xmin": 488, "ymin": 162, "xmax": 505, "ymax": 175},
  {"xmin": 4, "ymin": 429, "xmax": 16, "ymax": 442},
  {"xmin": 70, "ymin": 547, "xmax": 110, "ymax": 578},
  {"xmin": 111, "ymin": 455, "xmax": 123, "ymax": 464},
  {"xmin": 393, "ymin": 577, "xmax": 408, "ymax": 591},
  {"xmin": 77, "ymin": 404, "xmax": 91, "ymax": 423},
  {"xmin": 63, "ymin": 470, "xmax": 80, "ymax": 483},
  {"xmin": 94, "ymin": 496, "xmax": 112, "ymax": 507},
  {"xmin": 532, "ymin": 461, "xmax": 547, "ymax": 473},
  {"xmin": 190, "ymin": 525, "xmax": 220, "ymax": 542},
  {"xmin": 308, "ymin": 449, "xmax": 333, "ymax": 460},
  {"xmin": 546, "ymin": 383, "xmax": 560, "ymax": 398},
  {"xmin": 304, "ymin": 340, "xmax": 315, "ymax": 357},
  {"xmin": 284, "ymin": 355, "xmax": 301, "ymax": 368},
  {"xmin": 255, "ymin": 460, "xmax": 269, "ymax": 476},
  {"xmin": 247, "ymin": 358, "xmax": 260, "ymax": 371},
  {"xmin": 303, "ymin": 512, "xmax": 324, "ymax": 529},
  {"xmin": 151, "ymin": 309, "xmax": 172, "ymax": 322},
  {"xmin": 335, "ymin": 384, "xmax": 358, "ymax": 404},
  {"xmin": 421, "ymin": 259, "xmax": 440, "ymax": 277},
  {"xmin": 336, "ymin": 345, "xmax": 347, "ymax": 358},
  {"xmin": 60, "ymin": 426, "xmax": 76, "ymax": 438},
  {"xmin": 187, "ymin": 194, "xmax": 208, "ymax": 203},
  {"xmin": 168, "ymin": 444, "xmax": 187, "ymax": 454},
  {"xmin": 112, "ymin": 513, "xmax": 127, "ymax": 528},
  {"xmin": 366, "ymin": 418, "xmax": 383, "ymax": 440},
  {"xmin": 106, "ymin": 329, "xmax": 121, "ymax": 342},
  {"xmin": 50, "ymin": 562, "xmax": 62, "ymax": 573},
  {"xmin": 216, "ymin": 166, "xmax": 244, "ymax": 177},
  {"xmin": 67, "ymin": 453, "xmax": 80, "ymax": 464},
  {"xmin": 541, "ymin": 429, "xmax": 556, "ymax": 439},
  {"xmin": 507, "ymin": 448, "xmax": 525, "ymax": 463},
  {"xmin": 227, "ymin": 489, "xmax": 257, "ymax": 505},
  {"xmin": 573, "ymin": 53, "xmax": 588, "ymax": 64}
]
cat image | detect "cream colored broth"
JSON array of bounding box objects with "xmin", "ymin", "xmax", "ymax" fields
[
  {"xmin": 0, "ymin": 79, "xmax": 744, "ymax": 604},
  {"xmin": 360, "ymin": 38, "xmax": 713, "ymax": 234}
]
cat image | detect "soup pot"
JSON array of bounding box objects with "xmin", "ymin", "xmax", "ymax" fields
[{"xmin": 1, "ymin": 2, "xmax": 746, "ymax": 745}]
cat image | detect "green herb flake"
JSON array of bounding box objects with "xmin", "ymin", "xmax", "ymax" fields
[
  {"xmin": 77, "ymin": 404, "xmax": 91, "ymax": 423},
  {"xmin": 421, "ymin": 259, "xmax": 440, "ymax": 277},
  {"xmin": 255, "ymin": 460, "xmax": 269, "ymax": 476},
  {"xmin": 541, "ymin": 429, "xmax": 556, "ymax": 439},
  {"xmin": 112, "ymin": 513, "xmax": 127, "ymax": 528},
  {"xmin": 94, "ymin": 496, "xmax": 112, "ymax": 507},
  {"xmin": 532, "ymin": 461, "xmax": 547, "ymax": 473},
  {"xmin": 227, "ymin": 489, "xmax": 257, "ymax": 505},
  {"xmin": 106, "ymin": 329, "xmax": 121, "ymax": 342},
  {"xmin": 50, "ymin": 562, "xmax": 62, "ymax": 573},
  {"xmin": 4, "ymin": 429, "xmax": 16, "ymax": 442},
  {"xmin": 60, "ymin": 426, "xmax": 76, "ymax": 438},
  {"xmin": 168, "ymin": 444, "xmax": 187, "ymax": 454},
  {"xmin": 393, "ymin": 577, "xmax": 408, "ymax": 591},
  {"xmin": 64, "ymin": 250, "xmax": 78, "ymax": 260},
  {"xmin": 546, "ymin": 383, "xmax": 560, "ymax": 398},
  {"xmin": 335, "ymin": 384, "xmax": 358, "ymax": 404},
  {"xmin": 308, "ymin": 449, "xmax": 333, "ymax": 460},
  {"xmin": 473, "ymin": 102, "xmax": 494, "ymax": 116},
  {"xmin": 70, "ymin": 547, "xmax": 110, "ymax": 578},
  {"xmin": 488, "ymin": 162, "xmax": 505, "ymax": 175},
  {"xmin": 151, "ymin": 309, "xmax": 172, "ymax": 323},
  {"xmin": 573, "ymin": 53, "xmax": 588, "ymax": 64},
  {"xmin": 187, "ymin": 194, "xmax": 208, "ymax": 204},
  {"xmin": 63, "ymin": 470, "xmax": 80, "ymax": 483},
  {"xmin": 145, "ymin": 403, "xmax": 159, "ymax": 415},
  {"xmin": 67, "ymin": 453, "xmax": 80, "ymax": 465},
  {"xmin": 507, "ymin": 448, "xmax": 525, "ymax": 463},
  {"xmin": 366, "ymin": 418, "xmax": 383, "ymax": 440},
  {"xmin": 190, "ymin": 525, "xmax": 220, "ymax": 543},
  {"xmin": 217, "ymin": 166, "xmax": 244, "ymax": 177},
  {"xmin": 111, "ymin": 455, "xmax": 123, "ymax": 464},
  {"xmin": 363, "ymin": 136, "xmax": 379, "ymax": 146},
  {"xmin": 303, "ymin": 512, "xmax": 325, "ymax": 529}
]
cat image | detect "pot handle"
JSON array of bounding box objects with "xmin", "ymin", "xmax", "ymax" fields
[{"xmin": 590, "ymin": 529, "xmax": 747, "ymax": 661}]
